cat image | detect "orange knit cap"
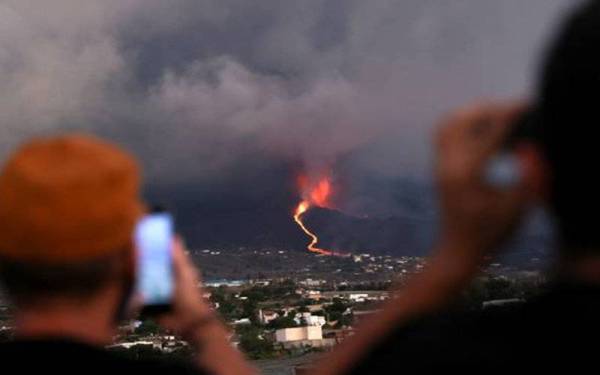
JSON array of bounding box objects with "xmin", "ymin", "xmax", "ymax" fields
[{"xmin": 0, "ymin": 134, "xmax": 144, "ymax": 264}]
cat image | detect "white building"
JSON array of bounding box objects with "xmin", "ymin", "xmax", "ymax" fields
[
  {"xmin": 232, "ymin": 318, "xmax": 252, "ymax": 325},
  {"xmin": 349, "ymin": 293, "xmax": 369, "ymax": 302},
  {"xmin": 303, "ymin": 290, "xmax": 322, "ymax": 300},
  {"xmin": 299, "ymin": 278, "xmax": 325, "ymax": 287},
  {"xmin": 204, "ymin": 279, "xmax": 246, "ymax": 287},
  {"xmin": 304, "ymin": 315, "xmax": 326, "ymax": 327},
  {"xmin": 275, "ymin": 326, "xmax": 323, "ymax": 342},
  {"xmin": 274, "ymin": 326, "xmax": 335, "ymax": 349},
  {"xmin": 294, "ymin": 312, "xmax": 326, "ymax": 327},
  {"xmin": 482, "ymin": 298, "xmax": 525, "ymax": 309},
  {"xmin": 258, "ymin": 309, "xmax": 279, "ymax": 324}
]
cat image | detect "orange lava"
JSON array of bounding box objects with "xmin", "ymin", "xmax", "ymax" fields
[
  {"xmin": 293, "ymin": 175, "xmax": 347, "ymax": 257},
  {"xmin": 309, "ymin": 178, "xmax": 331, "ymax": 207},
  {"xmin": 293, "ymin": 200, "xmax": 334, "ymax": 256}
]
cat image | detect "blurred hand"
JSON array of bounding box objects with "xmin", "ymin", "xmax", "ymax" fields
[
  {"xmin": 158, "ymin": 238, "xmax": 257, "ymax": 375},
  {"xmin": 435, "ymin": 102, "xmax": 529, "ymax": 264},
  {"xmin": 311, "ymin": 102, "xmax": 532, "ymax": 375},
  {"xmin": 158, "ymin": 238, "xmax": 214, "ymax": 334}
]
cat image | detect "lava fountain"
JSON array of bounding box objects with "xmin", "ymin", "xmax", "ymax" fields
[{"xmin": 293, "ymin": 175, "xmax": 345, "ymax": 256}]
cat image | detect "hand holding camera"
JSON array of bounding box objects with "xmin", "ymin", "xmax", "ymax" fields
[{"xmin": 435, "ymin": 102, "xmax": 531, "ymax": 266}]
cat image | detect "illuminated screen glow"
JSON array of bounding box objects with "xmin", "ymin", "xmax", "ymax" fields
[{"xmin": 135, "ymin": 213, "xmax": 174, "ymax": 305}]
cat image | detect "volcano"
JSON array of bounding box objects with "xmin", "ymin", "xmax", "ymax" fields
[
  {"xmin": 155, "ymin": 174, "xmax": 551, "ymax": 265},
  {"xmin": 298, "ymin": 206, "xmax": 431, "ymax": 255},
  {"xmin": 182, "ymin": 204, "xmax": 433, "ymax": 256}
]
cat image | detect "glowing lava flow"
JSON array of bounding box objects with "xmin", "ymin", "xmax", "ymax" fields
[
  {"xmin": 293, "ymin": 175, "xmax": 346, "ymax": 256},
  {"xmin": 293, "ymin": 200, "xmax": 334, "ymax": 256}
]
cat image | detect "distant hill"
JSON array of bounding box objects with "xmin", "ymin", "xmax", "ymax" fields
[
  {"xmin": 301, "ymin": 206, "xmax": 432, "ymax": 256},
  {"xmin": 173, "ymin": 190, "xmax": 432, "ymax": 256},
  {"xmin": 155, "ymin": 175, "xmax": 552, "ymax": 265}
]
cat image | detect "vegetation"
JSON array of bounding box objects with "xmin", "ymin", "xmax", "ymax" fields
[
  {"xmin": 267, "ymin": 314, "xmax": 298, "ymax": 330},
  {"xmin": 461, "ymin": 276, "xmax": 544, "ymax": 309},
  {"xmin": 236, "ymin": 324, "xmax": 275, "ymax": 359},
  {"xmin": 134, "ymin": 319, "xmax": 162, "ymax": 336},
  {"xmin": 0, "ymin": 273, "xmax": 546, "ymax": 361},
  {"xmin": 324, "ymin": 298, "xmax": 353, "ymax": 328}
]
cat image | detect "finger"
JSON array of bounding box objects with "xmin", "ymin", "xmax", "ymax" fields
[
  {"xmin": 469, "ymin": 103, "xmax": 530, "ymax": 162},
  {"xmin": 436, "ymin": 104, "xmax": 524, "ymax": 190},
  {"xmin": 500, "ymin": 101, "xmax": 529, "ymax": 125},
  {"xmin": 170, "ymin": 238, "xmax": 185, "ymax": 279},
  {"xmin": 172, "ymin": 236, "xmax": 186, "ymax": 258},
  {"xmin": 171, "ymin": 236, "xmax": 194, "ymax": 274},
  {"xmin": 436, "ymin": 102, "xmax": 491, "ymax": 153},
  {"xmin": 157, "ymin": 315, "xmax": 177, "ymax": 331},
  {"xmin": 172, "ymin": 237, "xmax": 203, "ymax": 289},
  {"xmin": 128, "ymin": 293, "xmax": 144, "ymax": 317},
  {"xmin": 172, "ymin": 236, "xmax": 195, "ymax": 267},
  {"xmin": 474, "ymin": 111, "xmax": 511, "ymax": 158},
  {"xmin": 480, "ymin": 102, "xmax": 529, "ymax": 152}
]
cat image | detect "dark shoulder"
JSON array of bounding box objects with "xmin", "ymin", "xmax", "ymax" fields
[
  {"xmin": 0, "ymin": 339, "xmax": 208, "ymax": 375},
  {"xmin": 349, "ymin": 282, "xmax": 600, "ymax": 374}
]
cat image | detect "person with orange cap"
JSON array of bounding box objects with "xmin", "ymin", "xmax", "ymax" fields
[{"xmin": 0, "ymin": 134, "xmax": 256, "ymax": 375}]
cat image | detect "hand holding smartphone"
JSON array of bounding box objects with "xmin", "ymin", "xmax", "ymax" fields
[
  {"xmin": 133, "ymin": 214, "xmax": 257, "ymax": 375},
  {"xmin": 484, "ymin": 108, "xmax": 537, "ymax": 188}
]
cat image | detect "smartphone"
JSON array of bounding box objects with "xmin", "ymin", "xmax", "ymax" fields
[
  {"xmin": 134, "ymin": 208, "xmax": 174, "ymax": 315},
  {"xmin": 484, "ymin": 109, "xmax": 538, "ymax": 188}
]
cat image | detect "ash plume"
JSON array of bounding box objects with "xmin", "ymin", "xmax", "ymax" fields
[{"xmin": 1, "ymin": 0, "xmax": 573, "ymax": 217}]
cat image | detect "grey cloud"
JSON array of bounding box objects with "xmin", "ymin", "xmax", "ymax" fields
[{"xmin": 1, "ymin": 0, "xmax": 576, "ymax": 206}]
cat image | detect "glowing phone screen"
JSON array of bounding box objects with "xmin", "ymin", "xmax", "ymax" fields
[{"xmin": 135, "ymin": 213, "xmax": 174, "ymax": 306}]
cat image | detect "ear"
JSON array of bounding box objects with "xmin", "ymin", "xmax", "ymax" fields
[{"xmin": 515, "ymin": 142, "xmax": 551, "ymax": 204}]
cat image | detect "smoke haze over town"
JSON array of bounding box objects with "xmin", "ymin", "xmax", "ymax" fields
[{"xmin": 0, "ymin": 0, "xmax": 572, "ymax": 252}]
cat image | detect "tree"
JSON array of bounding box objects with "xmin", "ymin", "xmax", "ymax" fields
[
  {"xmin": 267, "ymin": 315, "xmax": 298, "ymax": 330},
  {"xmin": 237, "ymin": 325, "xmax": 274, "ymax": 359},
  {"xmin": 326, "ymin": 298, "xmax": 348, "ymax": 314},
  {"xmin": 242, "ymin": 300, "xmax": 258, "ymax": 323},
  {"xmin": 335, "ymin": 313, "xmax": 354, "ymax": 328},
  {"xmin": 135, "ymin": 319, "xmax": 162, "ymax": 336},
  {"xmin": 325, "ymin": 298, "xmax": 351, "ymax": 327},
  {"xmin": 217, "ymin": 299, "xmax": 237, "ymax": 320}
]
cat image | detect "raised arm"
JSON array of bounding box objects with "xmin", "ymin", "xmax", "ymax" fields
[
  {"xmin": 312, "ymin": 102, "xmax": 531, "ymax": 375},
  {"xmin": 159, "ymin": 239, "xmax": 258, "ymax": 375}
]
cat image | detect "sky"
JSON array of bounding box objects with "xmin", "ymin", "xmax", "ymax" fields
[{"xmin": 0, "ymin": 0, "xmax": 576, "ymax": 230}]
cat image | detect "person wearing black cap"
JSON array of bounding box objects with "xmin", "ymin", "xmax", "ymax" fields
[{"xmin": 314, "ymin": 1, "xmax": 600, "ymax": 374}]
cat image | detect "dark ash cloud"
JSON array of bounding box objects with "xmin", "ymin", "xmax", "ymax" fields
[{"xmin": 1, "ymin": 0, "xmax": 574, "ymax": 237}]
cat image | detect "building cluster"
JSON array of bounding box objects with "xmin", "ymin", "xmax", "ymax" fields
[
  {"xmin": 107, "ymin": 335, "xmax": 187, "ymax": 353},
  {"xmin": 0, "ymin": 247, "xmax": 545, "ymax": 362},
  {"xmin": 273, "ymin": 326, "xmax": 336, "ymax": 349},
  {"xmin": 258, "ymin": 309, "xmax": 327, "ymax": 327},
  {"xmin": 240, "ymin": 287, "xmax": 391, "ymax": 351}
]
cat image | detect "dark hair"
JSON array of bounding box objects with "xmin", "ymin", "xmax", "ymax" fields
[
  {"xmin": 536, "ymin": 1, "xmax": 600, "ymax": 252},
  {"xmin": 0, "ymin": 251, "xmax": 127, "ymax": 306}
]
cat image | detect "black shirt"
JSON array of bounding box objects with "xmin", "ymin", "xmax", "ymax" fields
[
  {"xmin": 0, "ymin": 338, "xmax": 209, "ymax": 375},
  {"xmin": 348, "ymin": 281, "xmax": 600, "ymax": 373}
]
